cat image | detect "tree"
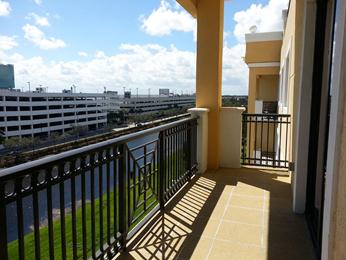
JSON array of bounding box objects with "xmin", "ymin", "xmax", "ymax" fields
[
  {"xmin": 51, "ymin": 132, "xmax": 61, "ymax": 146},
  {"xmin": 4, "ymin": 137, "xmax": 22, "ymax": 151},
  {"xmin": 0, "ymin": 129, "xmax": 5, "ymax": 145},
  {"xmin": 68, "ymin": 125, "xmax": 88, "ymax": 139}
]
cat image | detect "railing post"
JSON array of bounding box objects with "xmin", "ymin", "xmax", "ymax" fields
[
  {"xmin": 188, "ymin": 108, "xmax": 209, "ymax": 174},
  {"xmin": 0, "ymin": 182, "xmax": 8, "ymax": 260},
  {"xmin": 159, "ymin": 131, "xmax": 165, "ymax": 210},
  {"xmin": 187, "ymin": 122, "xmax": 192, "ymax": 179},
  {"xmin": 118, "ymin": 144, "xmax": 127, "ymax": 251}
]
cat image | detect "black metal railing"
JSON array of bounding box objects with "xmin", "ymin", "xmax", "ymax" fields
[
  {"xmin": 242, "ymin": 113, "xmax": 291, "ymax": 168},
  {"xmin": 0, "ymin": 117, "xmax": 198, "ymax": 260}
]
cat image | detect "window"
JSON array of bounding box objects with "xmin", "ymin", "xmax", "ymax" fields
[
  {"xmin": 7, "ymin": 126, "xmax": 19, "ymax": 131},
  {"xmin": 33, "ymin": 123, "xmax": 47, "ymax": 129},
  {"xmin": 33, "ymin": 115, "xmax": 47, "ymax": 120},
  {"xmin": 279, "ymin": 56, "xmax": 290, "ymax": 110},
  {"xmin": 50, "ymin": 121, "xmax": 62, "ymax": 126},
  {"xmin": 48, "ymin": 97, "xmax": 61, "ymax": 101},
  {"xmin": 49, "ymin": 105, "xmax": 61, "ymax": 110},
  {"xmin": 6, "ymin": 106, "xmax": 18, "ymax": 111},
  {"xmin": 32, "ymin": 106, "xmax": 47, "ymax": 111},
  {"xmin": 20, "ymin": 106, "xmax": 30, "ymax": 111},
  {"xmin": 64, "ymin": 120, "xmax": 75, "ymax": 125},
  {"xmin": 49, "ymin": 113, "xmax": 62, "ymax": 118},
  {"xmin": 7, "ymin": 116, "xmax": 18, "ymax": 121},
  {"xmin": 64, "ymin": 112, "xmax": 75, "ymax": 117},
  {"xmin": 19, "ymin": 97, "xmax": 30, "ymax": 102},
  {"xmin": 32, "ymin": 97, "xmax": 46, "ymax": 102},
  {"xmin": 21, "ymin": 125, "xmax": 31, "ymax": 130},
  {"xmin": 5, "ymin": 96, "xmax": 17, "ymax": 101},
  {"xmin": 20, "ymin": 116, "xmax": 31, "ymax": 120}
]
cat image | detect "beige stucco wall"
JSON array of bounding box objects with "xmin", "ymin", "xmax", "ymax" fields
[
  {"xmin": 280, "ymin": 0, "xmax": 304, "ymax": 167},
  {"xmin": 245, "ymin": 40, "xmax": 282, "ymax": 63},
  {"xmin": 248, "ymin": 67, "xmax": 280, "ymax": 114},
  {"xmin": 245, "ymin": 37, "xmax": 281, "ymax": 114},
  {"xmin": 329, "ymin": 12, "xmax": 346, "ymax": 257},
  {"xmin": 257, "ymin": 75, "xmax": 279, "ymax": 101},
  {"xmin": 219, "ymin": 107, "xmax": 245, "ymax": 168},
  {"xmin": 332, "ymin": 97, "xmax": 346, "ymax": 259}
]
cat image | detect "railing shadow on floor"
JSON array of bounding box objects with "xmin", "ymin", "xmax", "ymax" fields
[
  {"xmin": 115, "ymin": 173, "xmax": 226, "ymax": 259},
  {"xmin": 115, "ymin": 167, "xmax": 316, "ymax": 260}
]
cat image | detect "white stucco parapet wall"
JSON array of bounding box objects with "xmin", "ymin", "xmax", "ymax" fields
[
  {"xmin": 219, "ymin": 107, "xmax": 246, "ymax": 169},
  {"xmin": 188, "ymin": 108, "xmax": 209, "ymax": 174}
]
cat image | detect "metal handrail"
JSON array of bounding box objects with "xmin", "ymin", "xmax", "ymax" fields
[
  {"xmin": 0, "ymin": 115, "xmax": 198, "ymax": 259},
  {"xmin": 243, "ymin": 113, "xmax": 291, "ymax": 117},
  {"xmin": 0, "ymin": 116, "xmax": 196, "ymax": 180}
]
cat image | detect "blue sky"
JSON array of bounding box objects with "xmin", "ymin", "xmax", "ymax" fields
[{"xmin": 0, "ymin": 0, "xmax": 288, "ymax": 94}]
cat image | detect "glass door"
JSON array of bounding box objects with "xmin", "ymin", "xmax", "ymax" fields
[{"xmin": 306, "ymin": 0, "xmax": 336, "ymax": 257}]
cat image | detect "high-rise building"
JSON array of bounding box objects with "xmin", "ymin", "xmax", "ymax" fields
[{"xmin": 0, "ymin": 64, "xmax": 15, "ymax": 89}]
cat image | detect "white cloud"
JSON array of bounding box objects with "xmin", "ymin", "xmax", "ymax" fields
[
  {"xmin": 0, "ymin": 35, "xmax": 18, "ymax": 51},
  {"xmin": 26, "ymin": 13, "xmax": 50, "ymax": 27},
  {"xmin": 33, "ymin": 0, "xmax": 42, "ymax": 6},
  {"xmin": 220, "ymin": 0, "xmax": 289, "ymax": 94},
  {"xmin": 95, "ymin": 51, "xmax": 106, "ymax": 59},
  {"xmin": 0, "ymin": 43, "xmax": 196, "ymax": 94},
  {"xmin": 0, "ymin": 0, "xmax": 11, "ymax": 16},
  {"xmin": 222, "ymin": 43, "xmax": 248, "ymax": 95},
  {"xmin": 22, "ymin": 24, "xmax": 66, "ymax": 50},
  {"xmin": 78, "ymin": 51, "xmax": 88, "ymax": 57},
  {"xmin": 0, "ymin": 0, "xmax": 289, "ymax": 95},
  {"xmin": 233, "ymin": 0, "xmax": 289, "ymax": 42},
  {"xmin": 140, "ymin": 0, "xmax": 196, "ymax": 37}
]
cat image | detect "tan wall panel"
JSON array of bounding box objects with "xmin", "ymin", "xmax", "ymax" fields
[
  {"xmin": 245, "ymin": 40, "xmax": 282, "ymax": 63},
  {"xmin": 332, "ymin": 97, "xmax": 346, "ymax": 259},
  {"xmin": 257, "ymin": 75, "xmax": 279, "ymax": 101},
  {"xmin": 248, "ymin": 67, "xmax": 280, "ymax": 113},
  {"xmin": 280, "ymin": 0, "xmax": 304, "ymax": 164}
]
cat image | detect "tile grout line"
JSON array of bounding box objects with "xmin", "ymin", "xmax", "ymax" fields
[
  {"xmin": 225, "ymin": 204, "xmax": 269, "ymax": 212},
  {"xmin": 205, "ymin": 187, "xmax": 234, "ymax": 260},
  {"xmin": 261, "ymin": 189, "xmax": 266, "ymax": 250}
]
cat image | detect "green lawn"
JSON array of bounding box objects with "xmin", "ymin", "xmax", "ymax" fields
[
  {"xmin": 7, "ymin": 150, "xmax": 184, "ymax": 259},
  {"xmin": 8, "ymin": 180, "xmax": 158, "ymax": 259}
]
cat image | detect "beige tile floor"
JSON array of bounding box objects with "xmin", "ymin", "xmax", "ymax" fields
[{"xmin": 115, "ymin": 167, "xmax": 316, "ymax": 260}]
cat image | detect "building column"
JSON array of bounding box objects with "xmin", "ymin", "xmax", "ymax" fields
[{"xmin": 196, "ymin": 0, "xmax": 224, "ymax": 170}]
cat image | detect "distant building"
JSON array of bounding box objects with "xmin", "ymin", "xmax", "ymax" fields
[
  {"xmin": 159, "ymin": 88, "xmax": 170, "ymax": 96},
  {"xmin": 0, "ymin": 89, "xmax": 119, "ymax": 138},
  {"xmin": 120, "ymin": 95, "xmax": 195, "ymax": 115},
  {"xmin": 124, "ymin": 91, "xmax": 131, "ymax": 99},
  {"xmin": 0, "ymin": 64, "xmax": 15, "ymax": 89}
]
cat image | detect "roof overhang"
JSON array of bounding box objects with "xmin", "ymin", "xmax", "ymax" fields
[
  {"xmin": 245, "ymin": 32, "xmax": 283, "ymax": 43},
  {"xmin": 176, "ymin": 0, "xmax": 197, "ymax": 18}
]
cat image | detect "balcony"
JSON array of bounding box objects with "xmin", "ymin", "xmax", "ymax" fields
[{"xmin": 0, "ymin": 113, "xmax": 315, "ymax": 259}]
